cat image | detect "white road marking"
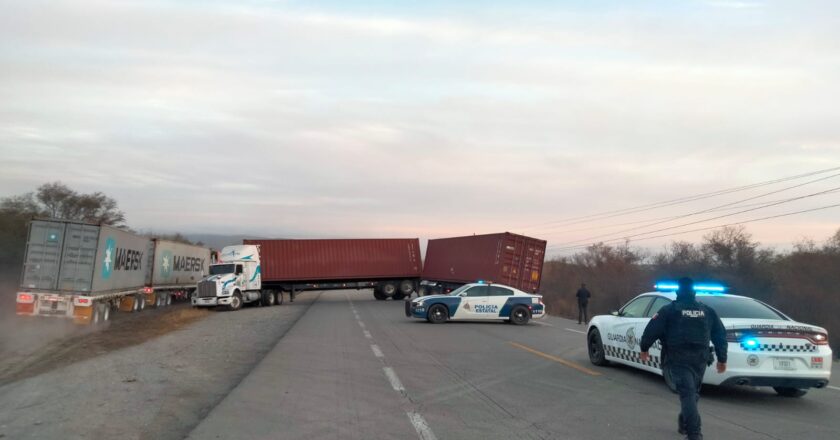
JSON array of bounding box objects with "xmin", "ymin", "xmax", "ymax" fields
[
  {"xmin": 565, "ymin": 328, "xmax": 587, "ymax": 334},
  {"xmin": 358, "ymin": 321, "xmax": 366, "ymax": 329},
  {"xmin": 363, "ymin": 330, "xmax": 373, "ymax": 339},
  {"xmin": 828, "ymin": 385, "xmax": 840, "ymax": 391},
  {"xmin": 383, "ymin": 367, "xmax": 405, "ymax": 393},
  {"xmin": 534, "ymin": 321, "xmax": 554, "ymax": 327},
  {"xmin": 407, "ymin": 411, "xmax": 438, "ymax": 440},
  {"xmin": 371, "ymin": 344, "xmax": 384, "ymax": 358}
]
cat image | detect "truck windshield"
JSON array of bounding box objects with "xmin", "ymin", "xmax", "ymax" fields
[{"xmin": 209, "ymin": 264, "xmax": 235, "ymax": 275}]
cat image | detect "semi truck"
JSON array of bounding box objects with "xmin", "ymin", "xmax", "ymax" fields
[
  {"xmin": 192, "ymin": 238, "xmax": 423, "ymax": 307},
  {"xmin": 419, "ymin": 232, "xmax": 547, "ymax": 296},
  {"xmin": 15, "ymin": 218, "xmax": 210, "ymax": 325}
]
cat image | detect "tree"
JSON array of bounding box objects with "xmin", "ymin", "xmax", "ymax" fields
[{"xmin": 34, "ymin": 182, "xmax": 126, "ymax": 226}]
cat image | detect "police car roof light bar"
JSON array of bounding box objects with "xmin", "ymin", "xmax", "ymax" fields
[{"xmin": 653, "ymin": 281, "xmax": 727, "ymax": 294}]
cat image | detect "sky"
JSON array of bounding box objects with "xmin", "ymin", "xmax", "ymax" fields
[{"xmin": 1, "ymin": 0, "xmax": 839, "ymax": 256}]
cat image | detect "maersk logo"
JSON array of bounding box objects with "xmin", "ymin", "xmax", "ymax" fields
[
  {"xmin": 102, "ymin": 237, "xmax": 116, "ymax": 279},
  {"xmin": 161, "ymin": 250, "xmax": 174, "ymax": 278}
]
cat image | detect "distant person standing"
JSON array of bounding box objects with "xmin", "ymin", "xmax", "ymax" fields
[{"xmin": 576, "ymin": 283, "xmax": 591, "ymax": 324}]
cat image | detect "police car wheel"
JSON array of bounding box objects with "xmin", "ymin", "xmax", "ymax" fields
[
  {"xmin": 774, "ymin": 387, "xmax": 807, "ymax": 398},
  {"xmin": 587, "ymin": 328, "xmax": 610, "ymax": 366},
  {"xmin": 509, "ymin": 306, "xmax": 530, "ymax": 325},
  {"xmin": 427, "ymin": 304, "xmax": 448, "ymax": 324}
]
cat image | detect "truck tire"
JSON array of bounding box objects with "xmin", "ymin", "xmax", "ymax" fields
[
  {"xmin": 393, "ymin": 292, "xmax": 407, "ymax": 300},
  {"xmin": 260, "ymin": 290, "xmax": 275, "ymax": 307},
  {"xmin": 132, "ymin": 295, "xmax": 140, "ymax": 312},
  {"xmin": 100, "ymin": 303, "xmax": 111, "ymax": 323},
  {"xmin": 399, "ymin": 280, "xmax": 414, "ymax": 296},
  {"xmin": 91, "ymin": 305, "xmax": 101, "ymax": 325},
  {"xmin": 228, "ymin": 291, "xmax": 243, "ymax": 311},
  {"xmin": 275, "ymin": 291, "xmax": 284, "ymax": 306},
  {"xmin": 166, "ymin": 294, "xmax": 172, "ymax": 306},
  {"xmin": 379, "ymin": 281, "xmax": 397, "ymax": 298},
  {"xmin": 138, "ymin": 295, "xmax": 146, "ymax": 311},
  {"xmin": 373, "ymin": 289, "xmax": 387, "ymax": 300}
]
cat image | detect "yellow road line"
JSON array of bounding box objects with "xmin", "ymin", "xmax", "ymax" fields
[{"xmin": 509, "ymin": 342, "xmax": 602, "ymax": 377}]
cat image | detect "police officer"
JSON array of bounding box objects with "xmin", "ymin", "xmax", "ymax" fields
[
  {"xmin": 576, "ymin": 283, "xmax": 591, "ymax": 324},
  {"xmin": 639, "ymin": 277, "xmax": 727, "ymax": 440}
]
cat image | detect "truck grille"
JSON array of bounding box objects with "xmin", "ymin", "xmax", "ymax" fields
[{"xmin": 197, "ymin": 281, "xmax": 217, "ymax": 298}]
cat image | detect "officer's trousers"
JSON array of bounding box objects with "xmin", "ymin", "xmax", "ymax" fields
[
  {"xmin": 578, "ymin": 303, "xmax": 588, "ymax": 324},
  {"xmin": 669, "ymin": 355, "xmax": 707, "ymax": 438}
]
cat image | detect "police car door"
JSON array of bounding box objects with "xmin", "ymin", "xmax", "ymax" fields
[
  {"xmin": 456, "ymin": 285, "xmax": 490, "ymax": 319},
  {"xmin": 487, "ymin": 285, "xmax": 514, "ymax": 319},
  {"xmin": 608, "ymin": 296, "xmax": 654, "ymax": 366},
  {"xmin": 641, "ymin": 296, "xmax": 672, "ymax": 373}
]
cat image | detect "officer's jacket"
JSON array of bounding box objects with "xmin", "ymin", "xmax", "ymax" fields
[{"xmin": 639, "ymin": 297, "xmax": 728, "ymax": 363}]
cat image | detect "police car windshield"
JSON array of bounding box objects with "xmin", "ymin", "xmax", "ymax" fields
[
  {"xmin": 209, "ymin": 264, "xmax": 235, "ymax": 275},
  {"xmin": 697, "ymin": 296, "xmax": 787, "ymax": 320},
  {"xmin": 448, "ymin": 285, "xmax": 471, "ymax": 296}
]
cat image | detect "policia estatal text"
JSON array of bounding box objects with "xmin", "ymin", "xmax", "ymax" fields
[{"xmin": 640, "ymin": 277, "xmax": 727, "ymax": 440}]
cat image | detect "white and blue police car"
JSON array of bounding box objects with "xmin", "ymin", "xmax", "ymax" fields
[
  {"xmin": 405, "ymin": 282, "xmax": 545, "ymax": 325},
  {"xmin": 586, "ymin": 282, "xmax": 832, "ymax": 397}
]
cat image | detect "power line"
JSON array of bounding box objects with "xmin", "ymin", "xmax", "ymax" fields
[
  {"xmin": 546, "ymin": 173, "xmax": 840, "ymax": 246},
  {"xmin": 519, "ymin": 165, "xmax": 840, "ymax": 231},
  {"xmin": 549, "ymin": 201, "xmax": 840, "ymax": 253}
]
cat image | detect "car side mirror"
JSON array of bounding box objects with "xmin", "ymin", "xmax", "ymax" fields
[{"xmin": 611, "ymin": 310, "xmax": 619, "ymax": 316}]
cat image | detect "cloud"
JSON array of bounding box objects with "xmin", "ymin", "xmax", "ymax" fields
[{"xmin": 1, "ymin": 0, "xmax": 839, "ymax": 253}]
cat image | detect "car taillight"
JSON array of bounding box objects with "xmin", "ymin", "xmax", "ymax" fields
[
  {"xmin": 78, "ymin": 298, "xmax": 90, "ymax": 304},
  {"xmin": 17, "ymin": 293, "xmax": 34, "ymax": 302},
  {"xmin": 143, "ymin": 287, "xmax": 153, "ymax": 294},
  {"xmin": 812, "ymin": 333, "xmax": 829, "ymax": 345}
]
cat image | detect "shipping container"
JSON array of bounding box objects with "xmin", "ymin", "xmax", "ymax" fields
[
  {"xmin": 149, "ymin": 239, "xmax": 211, "ymax": 287},
  {"xmin": 16, "ymin": 219, "xmax": 209, "ymax": 324},
  {"xmin": 421, "ymin": 232, "xmax": 547, "ymax": 294},
  {"xmin": 243, "ymin": 238, "xmax": 422, "ymax": 300}
]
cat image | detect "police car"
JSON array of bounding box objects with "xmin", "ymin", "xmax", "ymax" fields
[
  {"xmin": 587, "ymin": 282, "xmax": 832, "ymax": 397},
  {"xmin": 405, "ymin": 282, "xmax": 545, "ymax": 325}
]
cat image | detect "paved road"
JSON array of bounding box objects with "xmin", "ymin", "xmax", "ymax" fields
[{"xmin": 189, "ymin": 291, "xmax": 840, "ymax": 440}]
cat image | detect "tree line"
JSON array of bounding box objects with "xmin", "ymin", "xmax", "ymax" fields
[{"xmin": 540, "ymin": 225, "xmax": 840, "ymax": 356}]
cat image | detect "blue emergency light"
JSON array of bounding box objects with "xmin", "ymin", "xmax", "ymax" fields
[
  {"xmin": 743, "ymin": 338, "xmax": 759, "ymax": 348},
  {"xmin": 654, "ymin": 281, "xmax": 727, "ymax": 294}
]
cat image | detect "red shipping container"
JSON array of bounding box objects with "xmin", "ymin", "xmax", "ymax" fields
[
  {"xmin": 244, "ymin": 239, "xmax": 422, "ymax": 282},
  {"xmin": 422, "ymin": 232, "xmax": 547, "ymax": 292}
]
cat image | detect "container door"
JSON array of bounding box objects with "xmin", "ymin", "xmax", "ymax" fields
[
  {"xmin": 57, "ymin": 223, "xmax": 100, "ymax": 292},
  {"xmin": 20, "ymin": 221, "xmax": 66, "ymax": 290}
]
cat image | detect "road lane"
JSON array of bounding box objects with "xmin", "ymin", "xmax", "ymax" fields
[{"xmin": 188, "ymin": 290, "xmax": 839, "ymax": 440}]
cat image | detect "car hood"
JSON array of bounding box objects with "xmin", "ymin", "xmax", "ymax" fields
[{"xmin": 721, "ymin": 318, "xmax": 827, "ymax": 334}]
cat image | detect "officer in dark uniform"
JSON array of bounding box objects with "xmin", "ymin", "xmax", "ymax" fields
[{"xmin": 639, "ymin": 277, "xmax": 728, "ymax": 440}]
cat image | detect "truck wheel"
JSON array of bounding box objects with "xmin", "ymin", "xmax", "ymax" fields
[
  {"xmin": 774, "ymin": 387, "xmax": 808, "ymax": 397},
  {"xmin": 91, "ymin": 305, "xmax": 101, "ymax": 325},
  {"xmin": 132, "ymin": 296, "xmax": 139, "ymax": 312},
  {"xmin": 166, "ymin": 294, "xmax": 172, "ymax": 306},
  {"xmin": 509, "ymin": 306, "xmax": 530, "ymax": 325},
  {"xmin": 275, "ymin": 291, "xmax": 284, "ymax": 306},
  {"xmin": 373, "ymin": 289, "xmax": 387, "ymax": 300},
  {"xmin": 155, "ymin": 295, "xmax": 162, "ymax": 307},
  {"xmin": 399, "ymin": 280, "xmax": 414, "ymax": 296},
  {"xmin": 380, "ymin": 281, "xmax": 397, "ymax": 298},
  {"xmin": 587, "ymin": 328, "xmax": 610, "ymax": 366},
  {"xmin": 228, "ymin": 292, "xmax": 243, "ymax": 311},
  {"xmin": 260, "ymin": 290, "xmax": 275, "ymax": 307},
  {"xmin": 427, "ymin": 304, "xmax": 448, "ymax": 324},
  {"xmin": 138, "ymin": 295, "xmax": 146, "ymax": 311},
  {"xmin": 100, "ymin": 303, "xmax": 111, "ymax": 322},
  {"xmin": 392, "ymin": 292, "xmax": 406, "ymax": 300}
]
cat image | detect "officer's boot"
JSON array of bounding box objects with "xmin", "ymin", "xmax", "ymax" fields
[{"xmin": 678, "ymin": 414, "xmax": 686, "ymax": 435}]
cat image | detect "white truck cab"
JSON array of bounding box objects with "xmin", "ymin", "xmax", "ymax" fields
[{"xmin": 192, "ymin": 245, "xmax": 279, "ymax": 310}]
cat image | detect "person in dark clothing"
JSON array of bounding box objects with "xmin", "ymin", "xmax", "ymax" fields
[
  {"xmin": 576, "ymin": 283, "xmax": 591, "ymax": 324},
  {"xmin": 640, "ymin": 277, "xmax": 727, "ymax": 440}
]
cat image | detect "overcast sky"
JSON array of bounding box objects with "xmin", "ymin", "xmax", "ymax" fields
[{"xmin": 1, "ymin": 0, "xmax": 839, "ymax": 255}]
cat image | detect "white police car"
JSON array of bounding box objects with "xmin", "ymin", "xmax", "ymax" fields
[
  {"xmin": 405, "ymin": 282, "xmax": 545, "ymax": 325},
  {"xmin": 586, "ymin": 282, "xmax": 832, "ymax": 397}
]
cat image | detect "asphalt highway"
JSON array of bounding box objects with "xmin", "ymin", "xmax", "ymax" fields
[{"xmin": 189, "ymin": 290, "xmax": 840, "ymax": 440}]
